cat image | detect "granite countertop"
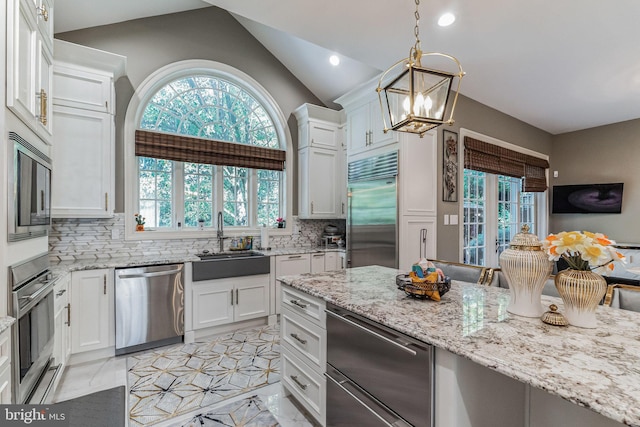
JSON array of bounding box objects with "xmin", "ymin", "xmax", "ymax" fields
[
  {"xmin": 0, "ymin": 317, "xmax": 16, "ymax": 335},
  {"xmin": 278, "ymin": 265, "xmax": 640, "ymax": 426},
  {"xmin": 49, "ymin": 247, "xmax": 345, "ymax": 274}
]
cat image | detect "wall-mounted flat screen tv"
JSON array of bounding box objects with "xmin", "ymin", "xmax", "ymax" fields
[{"xmin": 552, "ymin": 183, "xmax": 624, "ymax": 214}]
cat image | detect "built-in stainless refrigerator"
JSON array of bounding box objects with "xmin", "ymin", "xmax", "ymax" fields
[{"xmin": 347, "ymin": 151, "xmax": 398, "ymax": 268}]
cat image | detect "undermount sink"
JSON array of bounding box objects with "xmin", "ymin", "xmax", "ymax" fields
[
  {"xmin": 197, "ymin": 251, "xmax": 263, "ymax": 260},
  {"xmin": 193, "ymin": 251, "xmax": 269, "ymax": 281}
]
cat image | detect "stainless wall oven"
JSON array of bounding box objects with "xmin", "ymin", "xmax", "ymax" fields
[
  {"xmin": 8, "ymin": 132, "xmax": 52, "ymax": 242},
  {"xmin": 10, "ymin": 253, "xmax": 58, "ymax": 403},
  {"xmin": 326, "ymin": 303, "xmax": 434, "ymax": 427}
]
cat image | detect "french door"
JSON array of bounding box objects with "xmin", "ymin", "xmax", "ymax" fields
[{"xmin": 462, "ymin": 170, "xmax": 542, "ymax": 267}]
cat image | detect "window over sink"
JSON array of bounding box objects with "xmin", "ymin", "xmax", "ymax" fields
[{"xmin": 123, "ymin": 60, "xmax": 292, "ymax": 238}]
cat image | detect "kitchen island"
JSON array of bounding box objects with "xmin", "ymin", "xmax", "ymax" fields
[{"xmin": 278, "ymin": 265, "xmax": 638, "ymax": 427}]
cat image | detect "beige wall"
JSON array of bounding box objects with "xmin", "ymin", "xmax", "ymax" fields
[
  {"xmin": 549, "ymin": 118, "xmax": 640, "ymax": 242},
  {"xmin": 55, "ymin": 6, "xmax": 324, "ymax": 214},
  {"xmin": 435, "ymin": 94, "xmax": 554, "ymax": 262}
]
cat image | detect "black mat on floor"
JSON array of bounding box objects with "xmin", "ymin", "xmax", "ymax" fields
[{"xmin": 59, "ymin": 386, "xmax": 125, "ymax": 427}]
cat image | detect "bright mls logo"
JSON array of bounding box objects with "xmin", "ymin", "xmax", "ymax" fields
[{"xmin": 1, "ymin": 406, "xmax": 67, "ymax": 425}]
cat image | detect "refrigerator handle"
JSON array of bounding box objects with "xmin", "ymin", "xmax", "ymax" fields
[{"xmin": 347, "ymin": 188, "xmax": 352, "ymax": 268}]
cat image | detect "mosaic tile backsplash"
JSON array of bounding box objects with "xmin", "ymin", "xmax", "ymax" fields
[{"xmin": 49, "ymin": 214, "xmax": 346, "ymax": 261}]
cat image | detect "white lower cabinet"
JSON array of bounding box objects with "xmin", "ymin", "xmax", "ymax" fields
[
  {"xmin": 70, "ymin": 269, "xmax": 114, "ymax": 354},
  {"xmin": 310, "ymin": 253, "xmax": 325, "ymax": 273},
  {"xmin": 192, "ymin": 275, "xmax": 270, "ymax": 329},
  {"xmin": 53, "ymin": 274, "xmax": 71, "ymax": 367},
  {"xmin": 324, "ymin": 251, "xmax": 346, "ymax": 272},
  {"xmin": 0, "ymin": 328, "xmax": 12, "ymax": 404},
  {"xmin": 399, "ymin": 216, "xmax": 437, "ymax": 271},
  {"xmin": 280, "ymin": 284, "xmax": 326, "ymax": 426}
]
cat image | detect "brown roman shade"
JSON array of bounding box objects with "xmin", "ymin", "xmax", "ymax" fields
[
  {"xmin": 135, "ymin": 130, "xmax": 286, "ymax": 171},
  {"xmin": 463, "ymin": 136, "xmax": 549, "ymax": 192}
]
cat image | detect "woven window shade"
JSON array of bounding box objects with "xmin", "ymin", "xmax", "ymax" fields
[
  {"xmin": 464, "ymin": 136, "xmax": 549, "ymax": 192},
  {"xmin": 135, "ymin": 130, "xmax": 286, "ymax": 171}
]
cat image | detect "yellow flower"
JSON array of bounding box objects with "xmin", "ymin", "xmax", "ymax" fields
[{"xmin": 544, "ymin": 230, "xmax": 625, "ymax": 271}]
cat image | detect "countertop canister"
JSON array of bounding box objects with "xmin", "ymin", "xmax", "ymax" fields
[{"xmin": 499, "ymin": 225, "xmax": 554, "ymax": 317}]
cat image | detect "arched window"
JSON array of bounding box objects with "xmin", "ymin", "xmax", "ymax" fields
[{"xmin": 125, "ymin": 61, "xmax": 290, "ymax": 235}]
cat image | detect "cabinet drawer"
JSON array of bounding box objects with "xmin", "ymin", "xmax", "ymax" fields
[
  {"xmin": 282, "ymin": 306, "xmax": 326, "ymax": 370},
  {"xmin": 282, "ymin": 350, "xmax": 325, "ymax": 425},
  {"xmin": 281, "ymin": 285, "xmax": 325, "ymax": 326}
]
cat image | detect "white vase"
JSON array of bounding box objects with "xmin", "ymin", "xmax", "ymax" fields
[
  {"xmin": 499, "ymin": 225, "xmax": 554, "ymax": 318},
  {"xmin": 554, "ymin": 269, "xmax": 607, "ymax": 328}
]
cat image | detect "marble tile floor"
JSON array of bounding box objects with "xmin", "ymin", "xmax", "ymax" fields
[{"xmin": 53, "ymin": 343, "xmax": 315, "ymax": 427}]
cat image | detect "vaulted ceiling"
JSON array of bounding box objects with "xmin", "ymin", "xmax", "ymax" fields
[{"xmin": 54, "ymin": 0, "xmax": 640, "ymax": 135}]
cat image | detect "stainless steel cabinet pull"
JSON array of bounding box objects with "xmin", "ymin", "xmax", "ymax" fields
[
  {"xmin": 290, "ymin": 375, "xmax": 308, "ymax": 390},
  {"xmin": 231, "ymin": 289, "xmax": 234, "ymax": 305},
  {"xmin": 290, "ymin": 299, "xmax": 308, "ymax": 309},
  {"xmin": 311, "ymin": 201, "xmax": 314, "ymax": 214},
  {"xmin": 325, "ymin": 310, "xmax": 417, "ymax": 356},
  {"xmin": 103, "ymin": 275, "xmax": 107, "ymax": 295},
  {"xmin": 105, "ymin": 193, "xmax": 109, "ymax": 211},
  {"xmin": 118, "ymin": 269, "xmax": 182, "ymax": 279},
  {"xmin": 56, "ymin": 289, "xmax": 66, "ymax": 297},
  {"xmin": 290, "ymin": 333, "xmax": 307, "ymax": 345},
  {"xmin": 236, "ymin": 289, "xmax": 239, "ymax": 304},
  {"xmin": 313, "ymin": 254, "xmax": 324, "ymax": 258},
  {"xmin": 288, "ymin": 255, "xmax": 302, "ymax": 259},
  {"xmin": 66, "ymin": 304, "xmax": 71, "ymax": 326},
  {"xmin": 342, "ymin": 202, "xmax": 345, "ymax": 215}
]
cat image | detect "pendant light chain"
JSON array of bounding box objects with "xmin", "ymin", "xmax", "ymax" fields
[{"xmin": 412, "ymin": 0, "xmax": 422, "ymax": 62}]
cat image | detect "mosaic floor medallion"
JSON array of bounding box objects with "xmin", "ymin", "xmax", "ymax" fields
[
  {"xmin": 128, "ymin": 324, "xmax": 280, "ymax": 426},
  {"xmin": 180, "ymin": 395, "xmax": 279, "ymax": 427}
]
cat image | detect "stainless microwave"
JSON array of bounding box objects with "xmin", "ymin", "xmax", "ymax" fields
[{"xmin": 8, "ymin": 132, "xmax": 52, "ymax": 242}]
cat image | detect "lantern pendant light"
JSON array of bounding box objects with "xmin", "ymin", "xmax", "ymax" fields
[{"xmin": 377, "ymin": 0, "xmax": 465, "ymax": 137}]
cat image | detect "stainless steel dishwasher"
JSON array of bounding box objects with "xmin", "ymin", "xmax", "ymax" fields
[
  {"xmin": 326, "ymin": 302, "xmax": 434, "ymax": 427},
  {"xmin": 115, "ymin": 264, "xmax": 184, "ymax": 355}
]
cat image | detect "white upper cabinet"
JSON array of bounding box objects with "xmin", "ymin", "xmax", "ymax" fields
[
  {"xmin": 294, "ymin": 104, "xmax": 345, "ymax": 220},
  {"xmin": 7, "ymin": 0, "xmax": 54, "ymax": 144},
  {"xmin": 294, "ymin": 103, "xmax": 342, "ymax": 151},
  {"xmin": 51, "ymin": 40, "xmax": 126, "ymax": 218},
  {"xmin": 338, "ymin": 91, "xmax": 396, "ymax": 156}
]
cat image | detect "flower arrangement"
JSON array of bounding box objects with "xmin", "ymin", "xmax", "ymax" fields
[
  {"xmin": 542, "ymin": 231, "xmax": 625, "ymax": 271},
  {"xmin": 134, "ymin": 213, "xmax": 146, "ymax": 225},
  {"xmin": 276, "ymin": 217, "xmax": 285, "ymax": 227}
]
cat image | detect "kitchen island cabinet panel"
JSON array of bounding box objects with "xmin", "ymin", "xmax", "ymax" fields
[{"xmin": 279, "ymin": 266, "xmax": 631, "ymax": 427}]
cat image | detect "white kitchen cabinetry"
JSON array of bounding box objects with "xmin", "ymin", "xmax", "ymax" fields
[
  {"xmin": 311, "ymin": 253, "xmax": 326, "ymax": 273},
  {"xmin": 53, "ymin": 274, "xmax": 71, "ymax": 368},
  {"xmin": 398, "ymin": 130, "xmax": 438, "ymax": 270},
  {"xmin": 294, "ymin": 104, "xmax": 345, "ymax": 220},
  {"xmin": 273, "ymin": 254, "xmax": 311, "ymax": 315},
  {"xmin": 70, "ymin": 269, "xmax": 114, "ymax": 354},
  {"xmin": 192, "ymin": 275, "xmax": 270, "ymax": 329},
  {"xmin": 324, "ymin": 251, "xmax": 346, "ymax": 272},
  {"xmin": 298, "ymin": 147, "xmax": 339, "ymax": 219},
  {"xmin": 399, "ymin": 217, "xmax": 437, "ymax": 271},
  {"xmin": 6, "ymin": 0, "xmax": 54, "ymax": 143},
  {"xmin": 281, "ymin": 284, "xmax": 327, "ymax": 426},
  {"xmin": 342, "ymin": 95, "xmax": 396, "ymax": 155},
  {"xmin": 51, "ymin": 106, "xmax": 114, "ymax": 217},
  {"xmin": 51, "ymin": 39, "xmax": 125, "ymax": 218},
  {"xmin": 0, "ymin": 327, "xmax": 13, "ymax": 404}
]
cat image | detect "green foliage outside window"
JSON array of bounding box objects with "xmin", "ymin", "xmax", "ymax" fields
[{"xmin": 137, "ymin": 74, "xmax": 282, "ymax": 229}]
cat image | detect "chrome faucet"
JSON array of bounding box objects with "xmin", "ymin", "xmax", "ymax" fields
[{"xmin": 216, "ymin": 211, "xmax": 228, "ymax": 252}]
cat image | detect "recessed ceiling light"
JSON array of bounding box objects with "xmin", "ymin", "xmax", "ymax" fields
[
  {"xmin": 329, "ymin": 55, "xmax": 340, "ymax": 66},
  {"xmin": 438, "ymin": 12, "xmax": 456, "ymax": 27}
]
